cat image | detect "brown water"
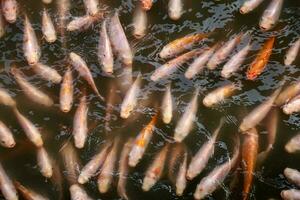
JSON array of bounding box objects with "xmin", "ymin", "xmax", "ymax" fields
[{"xmin": 0, "ymin": 0, "xmax": 300, "ymax": 199}]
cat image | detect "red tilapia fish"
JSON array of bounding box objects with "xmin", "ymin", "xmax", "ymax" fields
[
  {"xmin": 140, "ymin": 0, "xmax": 153, "ymax": 11},
  {"xmin": 246, "ymin": 36, "xmax": 275, "ymax": 80}
]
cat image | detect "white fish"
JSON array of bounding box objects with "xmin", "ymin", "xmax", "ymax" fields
[
  {"xmin": 285, "ymin": 133, "xmax": 300, "ymax": 153},
  {"xmin": 281, "ymin": 189, "xmax": 300, "ymax": 200},
  {"xmin": 284, "ymin": 168, "xmax": 300, "ymax": 187},
  {"xmin": 60, "ymin": 67, "xmax": 73, "ymax": 113},
  {"xmin": 168, "ymin": 0, "xmax": 183, "ymax": 20},
  {"xmin": 0, "ymin": 9, "xmax": 6, "ymax": 38},
  {"xmin": 120, "ymin": 73, "xmax": 142, "ymax": 119},
  {"xmin": 32, "ymin": 63, "xmax": 62, "ymax": 84},
  {"xmin": 42, "ymin": 8, "xmax": 57, "ymax": 43},
  {"xmin": 161, "ymin": 84, "xmax": 173, "ymax": 124},
  {"xmin": 0, "ymin": 120, "xmax": 15, "ymax": 148},
  {"xmin": 15, "ymin": 181, "xmax": 49, "ymax": 200},
  {"xmin": 240, "ymin": 0, "xmax": 264, "ymax": 14},
  {"xmin": 69, "ymin": 184, "xmax": 93, "ymax": 200},
  {"xmin": 259, "ymin": 0, "xmax": 283, "ymax": 31},
  {"xmin": 37, "ymin": 147, "xmax": 53, "ymax": 178},
  {"xmin": 174, "ymin": 88, "xmax": 199, "ymax": 142},
  {"xmin": 67, "ymin": 13, "xmax": 103, "ymax": 32},
  {"xmin": 0, "ymin": 88, "xmax": 16, "ymax": 107},
  {"xmin": 83, "ymin": 0, "xmax": 99, "ymax": 16},
  {"xmin": 284, "ymin": 38, "xmax": 300, "ymax": 66},
  {"xmin": 42, "ymin": 0, "xmax": 52, "ymax": 3},
  {"xmin": 1, "ymin": 0, "xmax": 18, "ymax": 23},
  {"xmin": 56, "ymin": 0, "xmax": 70, "ymax": 37},
  {"xmin": 132, "ymin": 4, "xmax": 148, "ymax": 39},
  {"xmin": 175, "ymin": 149, "xmax": 187, "ymax": 196},
  {"xmin": 283, "ymin": 94, "xmax": 300, "ymax": 115},
  {"xmin": 0, "ymin": 163, "xmax": 18, "ymax": 200}
]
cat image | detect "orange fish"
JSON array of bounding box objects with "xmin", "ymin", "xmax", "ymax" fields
[
  {"xmin": 140, "ymin": 0, "xmax": 153, "ymax": 11},
  {"xmin": 247, "ymin": 36, "xmax": 275, "ymax": 80}
]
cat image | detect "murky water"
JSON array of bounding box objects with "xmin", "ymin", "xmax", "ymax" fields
[{"xmin": 0, "ymin": 0, "xmax": 300, "ymax": 199}]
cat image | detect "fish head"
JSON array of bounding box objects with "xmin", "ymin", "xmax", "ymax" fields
[
  {"xmin": 142, "ymin": 173, "xmax": 156, "ymax": 191},
  {"xmin": 283, "ymin": 104, "xmax": 293, "ymax": 115},
  {"xmin": 203, "ymin": 95, "xmax": 215, "ymax": 107},
  {"xmin": 120, "ymin": 105, "xmax": 133, "ymax": 119},
  {"xmin": 3, "ymin": 3, "xmax": 17, "ymax": 23},
  {"xmin": 27, "ymin": 53, "xmax": 40, "ymax": 66},
  {"xmin": 246, "ymin": 70, "xmax": 258, "ymax": 80},
  {"xmin": 175, "ymin": 182, "xmax": 186, "ymax": 196},
  {"xmin": 194, "ymin": 184, "xmax": 209, "ymax": 200},
  {"xmin": 259, "ymin": 17, "xmax": 275, "ymax": 31},
  {"xmin": 0, "ymin": 136, "xmax": 15, "ymax": 148},
  {"xmin": 239, "ymin": 4, "xmax": 252, "ymax": 14}
]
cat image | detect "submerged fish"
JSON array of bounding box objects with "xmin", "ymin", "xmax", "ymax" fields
[
  {"xmin": 132, "ymin": 4, "xmax": 148, "ymax": 39},
  {"xmin": 128, "ymin": 113, "xmax": 158, "ymax": 167},
  {"xmin": 140, "ymin": 0, "xmax": 153, "ymax": 11},
  {"xmin": 60, "ymin": 67, "xmax": 73, "ymax": 113},
  {"xmin": 174, "ymin": 88, "xmax": 199, "ymax": 142},
  {"xmin": 56, "ymin": 0, "xmax": 70, "ymax": 37},
  {"xmin": 187, "ymin": 118, "xmax": 224, "ymax": 180},
  {"xmin": 159, "ymin": 33, "xmax": 209, "ymax": 59},
  {"xmin": 283, "ymin": 94, "xmax": 300, "ymax": 115},
  {"xmin": 161, "ymin": 84, "xmax": 173, "ymax": 124},
  {"xmin": 281, "ymin": 189, "xmax": 300, "ymax": 200},
  {"xmin": 32, "ymin": 63, "xmax": 62, "ymax": 84},
  {"xmin": 15, "ymin": 181, "xmax": 49, "ymax": 200},
  {"xmin": 83, "ymin": 0, "xmax": 99, "ymax": 16},
  {"xmin": 240, "ymin": 0, "xmax": 264, "ymax": 14},
  {"xmin": 69, "ymin": 184, "xmax": 93, "ymax": 200},
  {"xmin": 276, "ymin": 81, "xmax": 300, "ymax": 106},
  {"xmin": 168, "ymin": 0, "xmax": 183, "ymax": 20},
  {"xmin": 37, "ymin": 147, "xmax": 53, "ymax": 178},
  {"xmin": 285, "ymin": 133, "xmax": 300, "ymax": 153},
  {"xmin": 67, "ymin": 13, "xmax": 103, "ymax": 32},
  {"xmin": 42, "ymin": 0, "xmax": 52, "ymax": 3},
  {"xmin": 284, "ymin": 38, "xmax": 300, "ymax": 66},
  {"xmin": 246, "ymin": 36, "xmax": 275, "ymax": 80},
  {"xmin": 0, "ymin": 163, "xmax": 18, "ymax": 200},
  {"xmin": 0, "ymin": 9, "xmax": 6, "ymax": 38},
  {"xmin": 42, "ymin": 8, "xmax": 57, "ymax": 43},
  {"xmin": 259, "ymin": 0, "xmax": 283, "ymax": 31},
  {"xmin": 0, "ymin": 88, "xmax": 16, "ymax": 107},
  {"xmin": 284, "ymin": 168, "xmax": 300, "ymax": 187},
  {"xmin": 1, "ymin": 0, "xmax": 18, "ymax": 23},
  {"xmin": 0, "ymin": 120, "xmax": 15, "ymax": 148}
]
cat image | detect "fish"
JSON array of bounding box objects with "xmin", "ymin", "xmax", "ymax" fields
[
  {"xmin": 132, "ymin": 3, "xmax": 148, "ymax": 39},
  {"xmin": 72, "ymin": 91, "xmax": 88, "ymax": 149},
  {"xmin": 283, "ymin": 94, "xmax": 300, "ymax": 115},
  {"xmin": 23, "ymin": 14, "xmax": 41, "ymax": 66},
  {"xmin": 221, "ymin": 41, "xmax": 252, "ymax": 78},
  {"xmin": 203, "ymin": 83, "xmax": 238, "ymax": 107},
  {"xmin": 142, "ymin": 144, "xmax": 169, "ymax": 191},
  {"xmin": 175, "ymin": 149, "xmax": 187, "ymax": 196},
  {"xmin": 67, "ymin": 13, "xmax": 103, "ymax": 32},
  {"xmin": 108, "ymin": 12, "xmax": 133, "ymax": 66},
  {"xmin": 69, "ymin": 52, "xmax": 104, "ymax": 101},
  {"xmin": 281, "ymin": 189, "xmax": 300, "ymax": 200},
  {"xmin": 11, "ymin": 67, "xmax": 54, "ymax": 107},
  {"xmin": 161, "ymin": 83, "xmax": 173, "ymax": 124},
  {"xmin": 207, "ymin": 33, "xmax": 243, "ymax": 70},
  {"xmin": 117, "ymin": 138, "xmax": 134, "ymax": 200},
  {"xmin": 83, "ymin": 0, "xmax": 99, "ymax": 16},
  {"xmin": 276, "ymin": 81, "xmax": 300, "ymax": 106},
  {"xmin": 284, "ymin": 168, "xmax": 300, "ymax": 187},
  {"xmin": 259, "ymin": 0, "xmax": 283, "ymax": 31},
  {"xmin": 168, "ymin": 0, "xmax": 183, "ymax": 20},
  {"xmin": 42, "ymin": 8, "xmax": 57, "ymax": 43},
  {"xmin": 239, "ymin": 87, "xmax": 281, "ymax": 132},
  {"xmin": 56, "ymin": 0, "xmax": 70, "ymax": 37},
  {"xmin": 120, "ymin": 73, "xmax": 142, "ymax": 119},
  {"xmin": 140, "ymin": 0, "xmax": 153, "ymax": 11},
  {"xmin": 246, "ymin": 36, "xmax": 275, "ymax": 80},
  {"xmin": 98, "ymin": 20, "xmax": 114, "ymax": 74},
  {"xmin": 0, "ymin": 163, "xmax": 18, "ymax": 200},
  {"xmin": 151, "ymin": 49, "xmax": 203, "ymax": 81},
  {"xmin": 0, "ymin": 120, "xmax": 15, "ymax": 148},
  {"xmin": 104, "ymin": 82, "xmax": 120, "ymax": 133},
  {"xmin": 50, "ymin": 160, "xmax": 64, "ymax": 200},
  {"xmin": 60, "ymin": 67, "xmax": 73, "ymax": 113},
  {"xmin": 240, "ymin": 0, "xmax": 264, "ymax": 14},
  {"xmin": 42, "ymin": 0, "xmax": 52, "ymax": 3},
  {"xmin": 128, "ymin": 113, "xmax": 158, "ymax": 167},
  {"xmin": 0, "ymin": 88, "xmax": 16, "ymax": 107},
  {"xmin": 13, "ymin": 108, "xmax": 43, "ymax": 148},
  {"xmin": 285, "ymin": 133, "xmax": 300, "ymax": 153},
  {"xmin": 184, "ymin": 44, "xmax": 217, "ymax": 79},
  {"xmin": 15, "ymin": 181, "xmax": 49, "ymax": 200},
  {"xmin": 37, "ymin": 147, "xmax": 53, "ymax": 178},
  {"xmin": 1, "ymin": 0, "xmax": 18, "ymax": 23},
  {"xmin": 97, "ymin": 136, "xmax": 120, "ymax": 193},
  {"xmin": 241, "ymin": 128, "xmax": 258, "ymax": 200},
  {"xmin": 0, "ymin": 9, "xmax": 6, "ymax": 38},
  {"xmin": 78, "ymin": 140, "xmax": 112, "ymax": 184},
  {"xmin": 159, "ymin": 33, "xmax": 209, "ymax": 59},
  {"xmin": 284, "ymin": 38, "xmax": 300, "ymax": 66},
  {"xmin": 194, "ymin": 134, "xmax": 240, "ymax": 200},
  {"xmin": 174, "ymin": 88, "xmax": 199, "ymax": 142},
  {"xmin": 187, "ymin": 118, "xmax": 224, "ymax": 180},
  {"xmin": 69, "ymin": 184, "xmax": 93, "ymax": 200},
  {"xmin": 32, "ymin": 63, "xmax": 62, "ymax": 84}
]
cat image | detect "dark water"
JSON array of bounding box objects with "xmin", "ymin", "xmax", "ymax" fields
[{"xmin": 0, "ymin": 0, "xmax": 300, "ymax": 199}]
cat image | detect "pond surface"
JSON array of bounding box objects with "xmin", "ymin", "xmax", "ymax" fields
[{"xmin": 0, "ymin": 0, "xmax": 300, "ymax": 199}]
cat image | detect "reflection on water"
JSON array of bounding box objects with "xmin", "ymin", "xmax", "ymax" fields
[{"xmin": 0, "ymin": 0, "xmax": 299, "ymax": 199}]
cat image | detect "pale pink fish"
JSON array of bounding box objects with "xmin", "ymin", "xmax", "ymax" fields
[
  {"xmin": 276, "ymin": 81, "xmax": 300, "ymax": 106},
  {"xmin": 98, "ymin": 20, "xmax": 114, "ymax": 74},
  {"xmin": 37, "ymin": 147, "xmax": 53, "ymax": 178},
  {"xmin": 151, "ymin": 49, "xmax": 203, "ymax": 82},
  {"xmin": 78, "ymin": 140, "xmax": 112, "ymax": 184},
  {"xmin": 281, "ymin": 189, "xmax": 300, "ymax": 200},
  {"xmin": 42, "ymin": 8, "xmax": 57, "ymax": 43},
  {"xmin": 13, "ymin": 108, "xmax": 43, "ymax": 148},
  {"xmin": 1, "ymin": 0, "xmax": 17, "ymax": 23},
  {"xmin": 142, "ymin": 144, "xmax": 170, "ymax": 191},
  {"xmin": 15, "ymin": 181, "xmax": 49, "ymax": 200},
  {"xmin": 174, "ymin": 88, "xmax": 199, "ymax": 142},
  {"xmin": 23, "ymin": 15, "xmax": 41, "ymax": 65},
  {"xmin": 132, "ymin": 3, "xmax": 148, "ymax": 39},
  {"xmin": 176, "ymin": 151, "xmax": 187, "ymax": 196},
  {"xmin": 0, "ymin": 120, "xmax": 15, "ymax": 148},
  {"xmin": 67, "ymin": 13, "xmax": 103, "ymax": 32},
  {"xmin": 108, "ymin": 12, "xmax": 133, "ymax": 66},
  {"xmin": 69, "ymin": 52, "xmax": 104, "ymax": 101},
  {"xmin": 11, "ymin": 67, "xmax": 54, "ymax": 107},
  {"xmin": 194, "ymin": 135, "xmax": 240, "ymax": 200},
  {"xmin": 161, "ymin": 83, "xmax": 173, "ymax": 124},
  {"xmin": 221, "ymin": 41, "xmax": 252, "ymax": 78},
  {"xmin": 72, "ymin": 92, "xmax": 88, "ymax": 149},
  {"xmin": 0, "ymin": 9, "xmax": 6, "ymax": 38},
  {"xmin": 83, "ymin": 0, "xmax": 99, "ymax": 16},
  {"xmin": 104, "ymin": 82, "xmax": 120, "ymax": 133},
  {"xmin": 117, "ymin": 138, "xmax": 134, "ymax": 200},
  {"xmin": 60, "ymin": 67, "xmax": 73, "ymax": 113},
  {"xmin": 239, "ymin": 87, "xmax": 281, "ymax": 132},
  {"xmin": 0, "ymin": 163, "xmax": 18, "ymax": 200},
  {"xmin": 69, "ymin": 184, "xmax": 93, "ymax": 200},
  {"xmin": 32, "ymin": 63, "xmax": 62, "ymax": 84},
  {"xmin": 284, "ymin": 168, "xmax": 300, "ymax": 187},
  {"xmin": 56, "ymin": 0, "xmax": 70, "ymax": 37},
  {"xmin": 168, "ymin": 0, "xmax": 183, "ymax": 20},
  {"xmin": 284, "ymin": 38, "xmax": 300, "ymax": 66},
  {"xmin": 240, "ymin": 0, "xmax": 264, "ymax": 14},
  {"xmin": 259, "ymin": 0, "xmax": 283, "ymax": 31},
  {"xmin": 97, "ymin": 136, "xmax": 120, "ymax": 193},
  {"xmin": 285, "ymin": 133, "xmax": 300, "ymax": 153},
  {"xmin": 120, "ymin": 73, "xmax": 142, "ymax": 119},
  {"xmin": 0, "ymin": 88, "xmax": 16, "ymax": 107},
  {"xmin": 185, "ymin": 44, "xmax": 217, "ymax": 79},
  {"xmin": 207, "ymin": 33, "xmax": 243, "ymax": 70},
  {"xmin": 42, "ymin": 0, "xmax": 52, "ymax": 3},
  {"xmin": 283, "ymin": 94, "xmax": 300, "ymax": 115},
  {"xmin": 187, "ymin": 118, "xmax": 224, "ymax": 180}
]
